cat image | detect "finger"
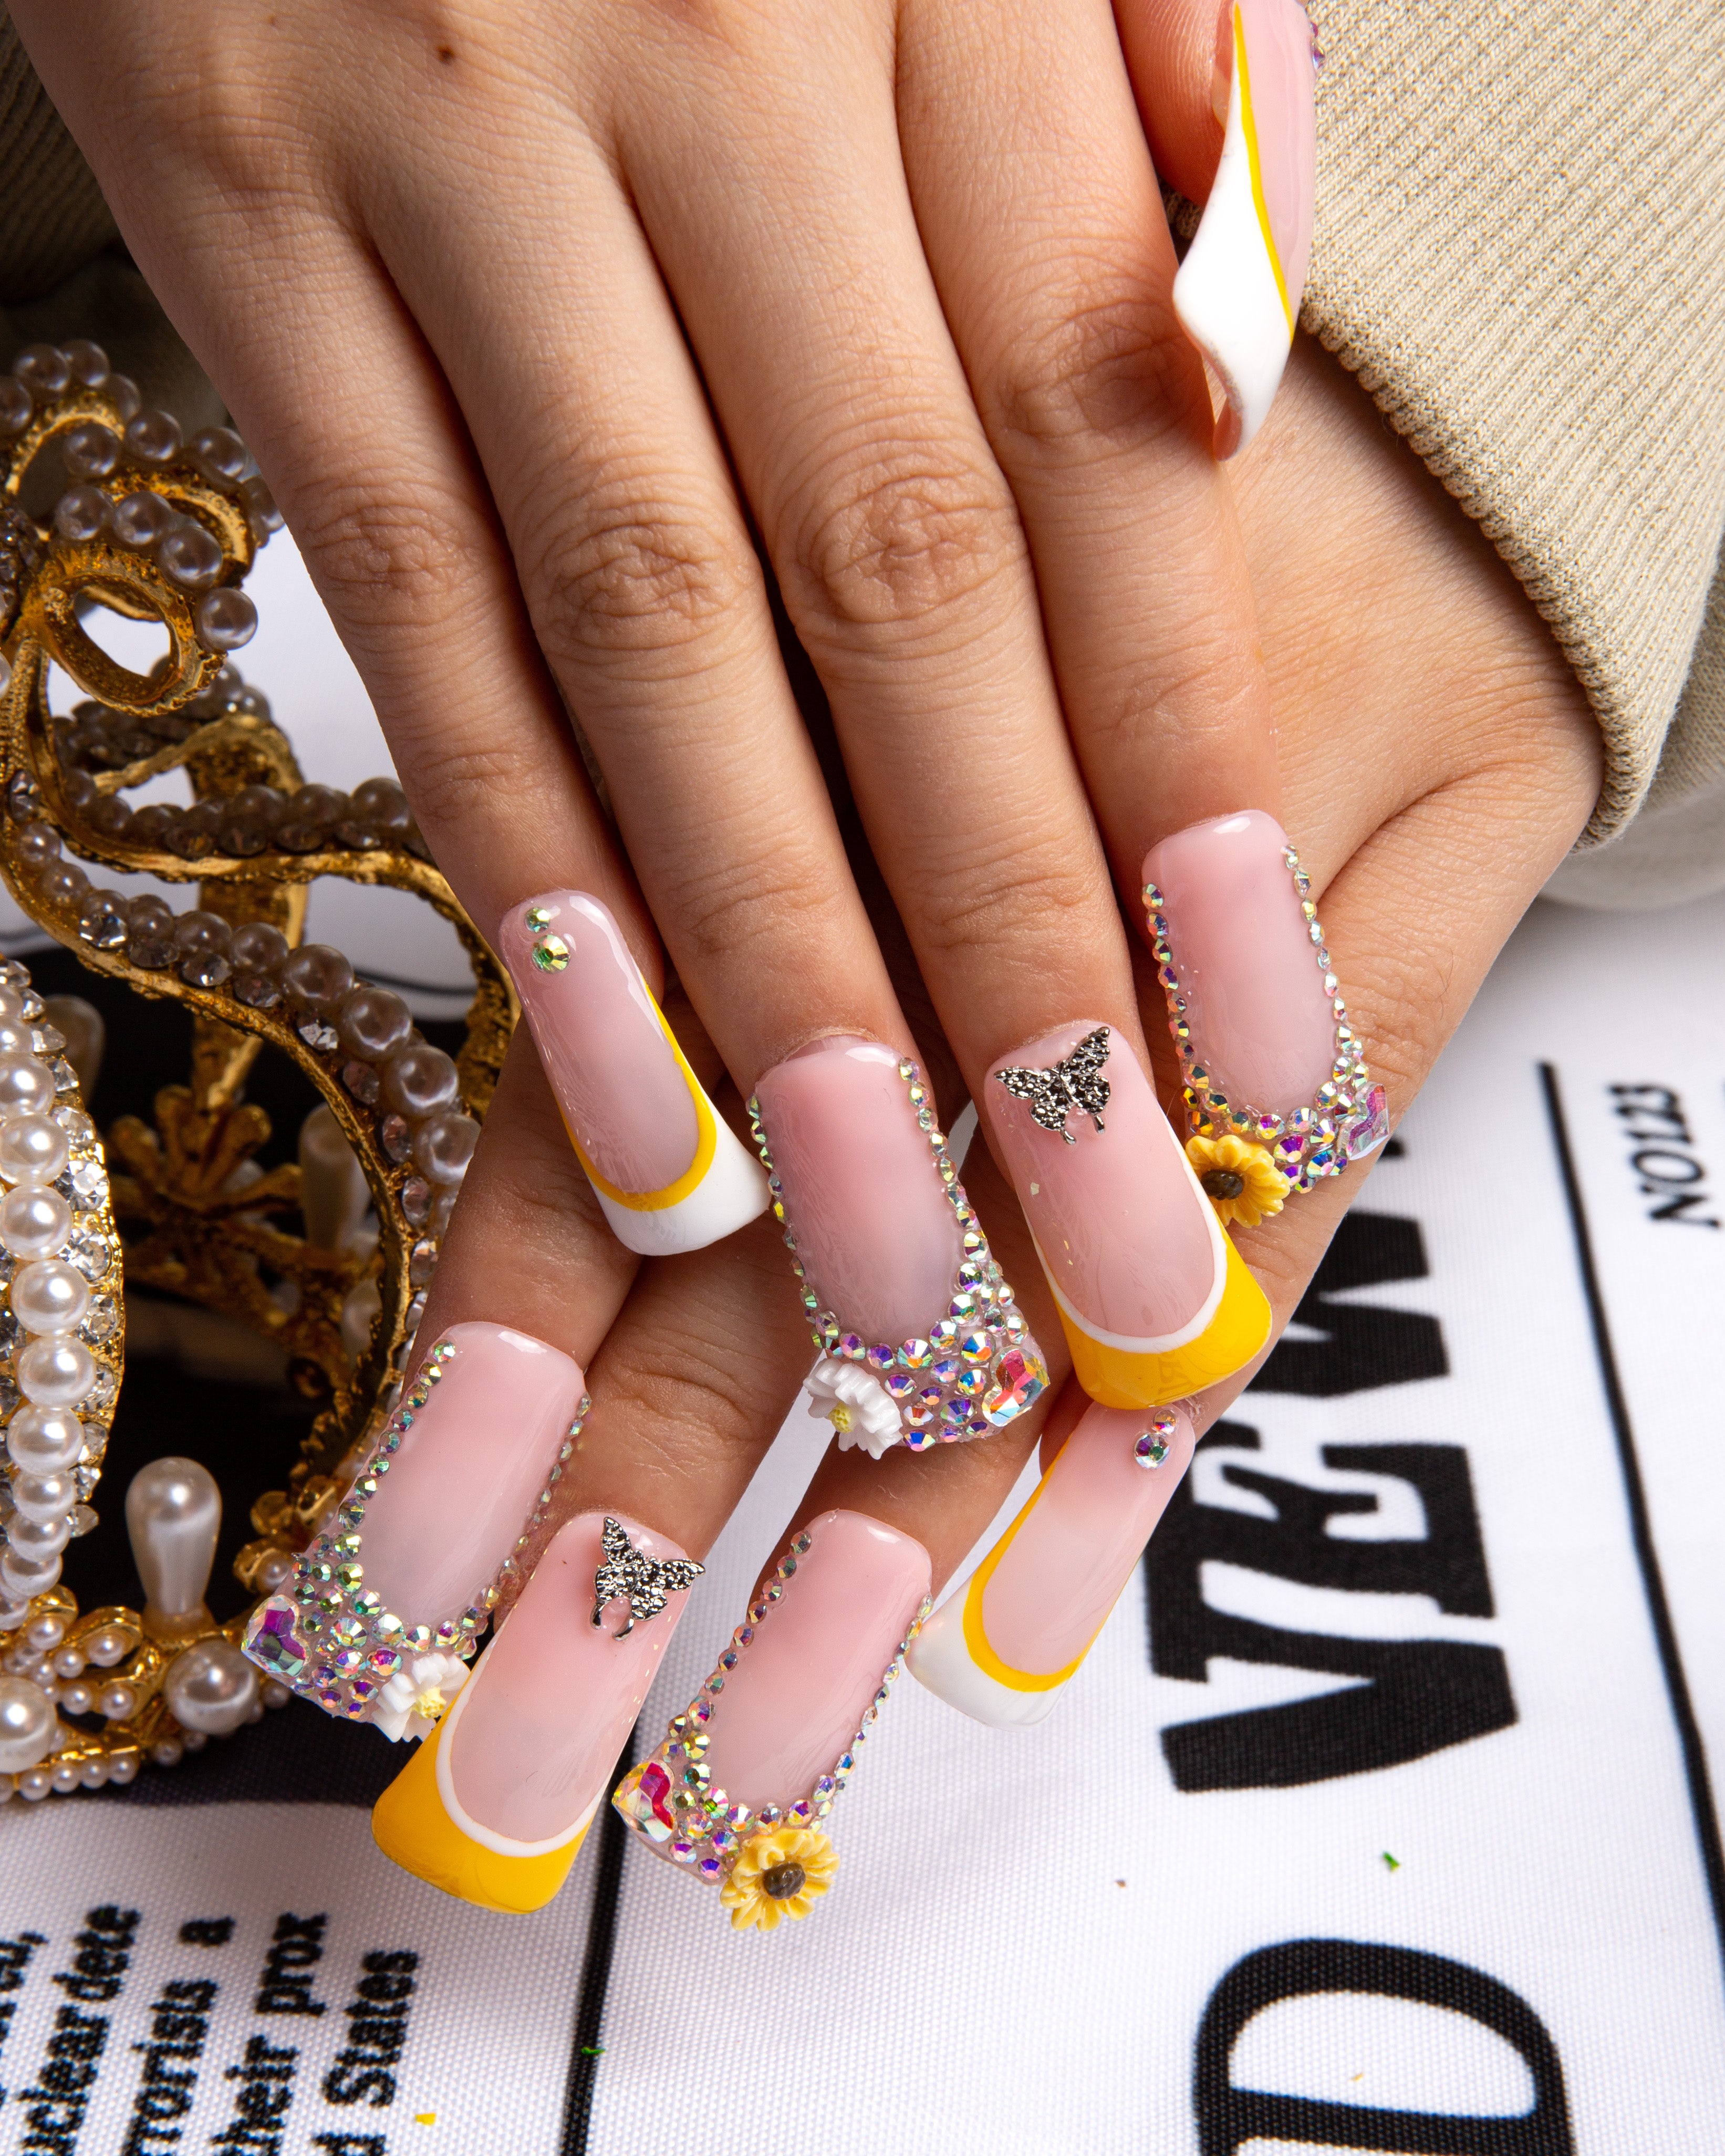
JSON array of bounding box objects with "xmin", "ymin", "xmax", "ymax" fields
[
  {"xmin": 597, "ymin": 19, "xmax": 1269, "ymax": 1411},
  {"xmin": 900, "ymin": 0, "xmax": 1282, "ymax": 863}
]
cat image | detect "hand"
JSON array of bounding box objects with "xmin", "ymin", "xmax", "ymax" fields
[
  {"xmin": 246, "ymin": 326, "xmax": 1598, "ymax": 1922},
  {"xmin": 12, "ymin": 0, "xmax": 1302, "ymax": 1405}
]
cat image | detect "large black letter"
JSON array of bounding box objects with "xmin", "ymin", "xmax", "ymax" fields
[
  {"xmin": 1256, "ymin": 1211, "xmax": 1448, "ymax": 1395},
  {"xmin": 1194, "ymin": 1939, "xmax": 1573, "ymax": 2154}
]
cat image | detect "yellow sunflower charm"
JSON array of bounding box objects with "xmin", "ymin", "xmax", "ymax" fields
[
  {"xmin": 1187, "ymin": 1131, "xmax": 1287, "ymax": 1228},
  {"xmin": 720, "ymin": 1828, "xmax": 839, "ymax": 1932}
]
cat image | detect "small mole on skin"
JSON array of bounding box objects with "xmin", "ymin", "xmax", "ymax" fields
[{"xmin": 437, "ymin": 43, "xmax": 456, "ymax": 61}]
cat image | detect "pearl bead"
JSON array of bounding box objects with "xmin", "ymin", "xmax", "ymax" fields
[
  {"xmin": 124, "ymin": 408, "xmax": 182, "ymax": 463},
  {"xmin": 241, "ymin": 473, "xmax": 282, "ymax": 534},
  {"xmin": 0, "ymin": 1678, "xmax": 56, "ymax": 1773},
  {"xmin": 0, "ymin": 990, "xmax": 23, "ymax": 1024},
  {"xmin": 0, "ymin": 1548, "xmax": 61, "ymax": 1598},
  {"xmin": 190, "ymin": 425, "xmax": 247, "ymax": 480},
  {"xmin": 77, "ymin": 1755, "xmax": 108, "ymax": 1787},
  {"xmin": 50, "ymin": 1759, "xmax": 80, "ymax": 1792},
  {"xmin": 0, "ymin": 376, "xmax": 30, "ymax": 434},
  {"xmin": 280, "ymin": 943, "xmax": 352, "ymax": 1013},
  {"xmin": 38, "ymin": 862, "xmax": 89, "ymax": 904},
  {"xmin": 23, "ymin": 1612, "xmax": 65, "ymax": 1649},
  {"xmin": 383, "ymin": 1042, "xmax": 459, "ymax": 1119},
  {"xmin": 13, "ymin": 345, "xmax": 69, "ymax": 395},
  {"xmin": 12, "ymin": 826, "xmax": 59, "ymax": 870},
  {"xmin": 230, "ymin": 921, "xmax": 288, "ymax": 972},
  {"xmin": 254, "ymin": 1550, "xmax": 294, "ymax": 1593},
  {"xmin": 97, "ymin": 1683, "xmax": 137, "ymax": 1719},
  {"xmin": 0, "ymin": 1113, "xmax": 66, "ymax": 1185},
  {"xmin": 106, "ymin": 373, "xmax": 141, "ymax": 421},
  {"xmin": 12, "ymin": 1473, "xmax": 77, "ymax": 1523},
  {"xmin": 412, "ymin": 1110, "xmax": 478, "ymax": 1185},
  {"xmin": 16, "ymin": 1768, "xmax": 53, "ymax": 1799},
  {"xmin": 158, "ymin": 520, "xmax": 223, "ymax": 590},
  {"xmin": 5, "ymin": 1410, "xmax": 84, "ymax": 1480},
  {"xmin": 12, "ymin": 1259, "xmax": 89, "ymax": 1334},
  {"xmin": 17, "ymin": 1336, "xmax": 96, "ymax": 1407},
  {"xmin": 110, "ymin": 492, "xmax": 175, "ymax": 548},
  {"xmin": 54, "ymin": 487, "xmax": 109, "ymax": 542},
  {"xmin": 58, "ymin": 1682, "xmax": 92, "ymax": 1715},
  {"xmin": 125, "ymin": 1457, "xmax": 220, "ymax": 1624},
  {"xmin": 336, "ymin": 985, "xmax": 411, "ymax": 1059},
  {"xmin": 195, "ymin": 588, "xmax": 258, "ymax": 652},
  {"xmin": 61, "ymin": 421, "xmax": 120, "ymax": 480},
  {"xmin": 0, "ymin": 1055, "xmax": 54, "ymax": 1115},
  {"xmin": 82, "ymin": 1623, "xmax": 136, "ymax": 1668},
  {"xmin": 107, "ymin": 1750, "xmax": 138, "ymax": 1783},
  {"xmin": 63, "ymin": 339, "xmax": 109, "ymax": 387},
  {"xmin": 7, "ymin": 1512, "xmax": 71, "ymax": 1560},
  {"xmin": 163, "ymin": 1640, "xmax": 258, "ymax": 1735}
]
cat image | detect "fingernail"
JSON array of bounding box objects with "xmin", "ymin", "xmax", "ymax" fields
[
  {"xmin": 614, "ymin": 1510, "xmax": 930, "ymax": 1931},
  {"xmin": 499, "ymin": 889, "xmax": 768, "ymax": 1256},
  {"xmin": 372, "ymin": 1511, "xmax": 697, "ymax": 1913},
  {"xmin": 1173, "ymin": 0, "xmax": 1318, "ymax": 455},
  {"xmin": 1142, "ymin": 811, "xmax": 1387, "ymax": 1216},
  {"xmin": 984, "ymin": 1023, "xmax": 1269, "ymax": 1408},
  {"xmin": 909, "ymin": 1402, "xmax": 1194, "ymax": 1725},
  {"xmin": 243, "ymin": 1324, "xmax": 585, "ymax": 1732},
  {"xmin": 749, "ymin": 1039, "xmax": 1048, "ymax": 1455}
]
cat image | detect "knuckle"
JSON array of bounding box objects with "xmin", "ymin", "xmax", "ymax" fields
[
  {"xmin": 785, "ymin": 447, "xmax": 1021, "ymax": 636},
  {"xmin": 901, "ymin": 837, "xmax": 1112, "ymax": 965},
  {"xmin": 523, "ymin": 487, "xmax": 758, "ymax": 671},
  {"xmin": 990, "ymin": 282, "xmax": 1201, "ymax": 457},
  {"xmin": 295, "ymin": 480, "xmax": 476, "ymax": 638}
]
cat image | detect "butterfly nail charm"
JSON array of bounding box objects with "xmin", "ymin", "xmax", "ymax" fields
[
  {"xmin": 591, "ymin": 1515, "xmax": 705, "ymax": 1639},
  {"xmin": 991, "ymin": 1026, "xmax": 1113, "ymax": 1143}
]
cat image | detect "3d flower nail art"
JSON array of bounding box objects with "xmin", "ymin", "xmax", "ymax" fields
[
  {"xmin": 1142, "ymin": 811, "xmax": 1389, "ymax": 1217},
  {"xmin": 749, "ymin": 1037, "xmax": 1048, "ymax": 1453}
]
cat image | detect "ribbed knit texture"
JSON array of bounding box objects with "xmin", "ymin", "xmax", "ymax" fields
[
  {"xmin": 1300, "ymin": 0, "xmax": 1725, "ymax": 852},
  {"xmin": 0, "ymin": 11, "xmax": 115, "ymax": 304}
]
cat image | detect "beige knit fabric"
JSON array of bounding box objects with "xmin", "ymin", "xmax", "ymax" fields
[{"xmin": 1, "ymin": 1, "xmax": 1722, "ymax": 899}]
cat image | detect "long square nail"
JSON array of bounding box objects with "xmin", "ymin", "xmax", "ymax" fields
[
  {"xmin": 1173, "ymin": 0, "xmax": 1318, "ymax": 454},
  {"xmin": 909, "ymin": 1402, "xmax": 1194, "ymax": 1725},
  {"xmin": 371, "ymin": 1511, "xmax": 698, "ymax": 1913},
  {"xmin": 985, "ymin": 1023, "xmax": 1269, "ymax": 1408},
  {"xmin": 500, "ymin": 890, "xmax": 768, "ymax": 1255},
  {"xmin": 243, "ymin": 1322, "xmax": 584, "ymax": 1735},
  {"xmin": 750, "ymin": 1038, "xmax": 1047, "ymax": 1454},
  {"xmin": 614, "ymin": 1509, "xmax": 930, "ymax": 1930},
  {"xmin": 1142, "ymin": 811, "xmax": 1387, "ymax": 1223}
]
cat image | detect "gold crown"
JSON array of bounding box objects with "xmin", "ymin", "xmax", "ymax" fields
[{"xmin": 0, "ymin": 338, "xmax": 515, "ymax": 1798}]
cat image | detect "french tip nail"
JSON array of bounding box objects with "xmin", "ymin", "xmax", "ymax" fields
[{"xmin": 500, "ymin": 888, "xmax": 767, "ymax": 1256}]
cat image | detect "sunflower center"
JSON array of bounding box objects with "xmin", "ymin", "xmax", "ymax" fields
[
  {"xmin": 1201, "ymin": 1169, "xmax": 1246, "ymax": 1200},
  {"xmin": 761, "ymin": 1861, "xmax": 807, "ymax": 1900},
  {"xmin": 826, "ymin": 1402, "xmax": 853, "ymax": 1432},
  {"xmin": 413, "ymin": 1688, "xmax": 445, "ymax": 1720}
]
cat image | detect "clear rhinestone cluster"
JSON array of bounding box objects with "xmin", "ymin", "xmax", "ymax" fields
[
  {"xmin": 1144, "ymin": 841, "xmax": 1388, "ymax": 1196},
  {"xmin": 746, "ymin": 1054, "xmax": 1048, "ymax": 1450},
  {"xmin": 243, "ymin": 1338, "xmax": 590, "ymax": 1725},
  {"xmin": 613, "ymin": 1524, "xmax": 931, "ymax": 1887}
]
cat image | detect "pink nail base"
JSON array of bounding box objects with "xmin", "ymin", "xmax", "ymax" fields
[
  {"xmin": 613, "ymin": 1512, "xmax": 931, "ymax": 1898},
  {"xmin": 244, "ymin": 1331, "xmax": 588, "ymax": 1733},
  {"xmin": 1142, "ymin": 817, "xmax": 1388, "ymax": 1201},
  {"xmin": 748, "ymin": 1049, "xmax": 1050, "ymax": 1454}
]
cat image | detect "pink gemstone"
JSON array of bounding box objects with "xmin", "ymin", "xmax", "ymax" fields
[{"xmin": 1344, "ymin": 1084, "xmax": 1389, "ymax": 1160}]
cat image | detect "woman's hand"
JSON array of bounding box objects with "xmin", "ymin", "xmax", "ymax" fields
[{"xmin": 11, "ymin": 0, "xmax": 1305, "ymax": 1357}]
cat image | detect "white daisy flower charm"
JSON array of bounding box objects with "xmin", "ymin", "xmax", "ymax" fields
[
  {"xmin": 373, "ymin": 1650, "xmax": 471, "ymax": 1743},
  {"xmin": 806, "ymin": 1358, "xmax": 902, "ymax": 1459}
]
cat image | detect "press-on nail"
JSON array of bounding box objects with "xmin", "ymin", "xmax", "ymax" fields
[
  {"xmin": 909, "ymin": 1402, "xmax": 1194, "ymax": 1726},
  {"xmin": 500, "ymin": 890, "xmax": 768, "ymax": 1256}
]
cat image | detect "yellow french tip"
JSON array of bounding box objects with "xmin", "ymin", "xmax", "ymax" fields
[
  {"xmin": 1059, "ymin": 1233, "xmax": 1271, "ymax": 1410},
  {"xmin": 370, "ymin": 1716, "xmax": 588, "ymax": 1915}
]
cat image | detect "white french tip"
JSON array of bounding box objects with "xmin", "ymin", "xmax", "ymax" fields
[
  {"xmin": 906, "ymin": 1590, "xmax": 1062, "ymax": 1730},
  {"xmin": 1172, "ymin": 18, "xmax": 1296, "ymax": 456}
]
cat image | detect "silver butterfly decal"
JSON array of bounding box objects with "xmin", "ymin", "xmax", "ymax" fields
[
  {"xmin": 992, "ymin": 1026, "xmax": 1112, "ymax": 1144},
  {"xmin": 591, "ymin": 1515, "xmax": 704, "ymax": 1639}
]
